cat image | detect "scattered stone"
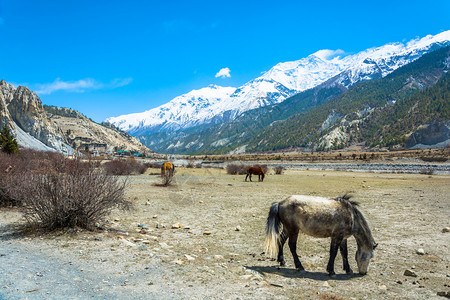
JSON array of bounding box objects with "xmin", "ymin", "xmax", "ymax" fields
[
  {"xmin": 270, "ymin": 283, "xmax": 283, "ymax": 288},
  {"xmin": 322, "ymin": 281, "xmax": 330, "ymax": 287},
  {"xmin": 114, "ymin": 218, "xmax": 120, "ymax": 222},
  {"xmin": 235, "ymin": 226, "xmax": 241, "ymax": 231},
  {"xmin": 184, "ymin": 254, "xmax": 195, "ymax": 261},
  {"xmin": 159, "ymin": 242, "xmax": 171, "ymax": 249},
  {"xmin": 396, "ymin": 280, "xmax": 403, "ymax": 284},
  {"xmin": 442, "ymin": 227, "xmax": 450, "ymax": 233},
  {"xmin": 416, "ymin": 248, "xmax": 425, "ymax": 255},
  {"xmin": 183, "ymin": 226, "xmax": 191, "ymax": 229},
  {"xmin": 120, "ymin": 239, "xmax": 136, "ymax": 247},
  {"xmin": 437, "ymin": 291, "xmax": 450, "ymax": 297},
  {"xmin": 139, "ymin": 229, "xmax": 147, "ymax": 234},
  {"xmin": 203, "ymin": 231, "xmax": 212, "ymax": 235},
  {"xmin": 379, "ymin": 284, "xmax": 387, "ymax": 290},
  {"xmin": 199, "ymin": 200, "xmax": 203, "ymax": 203},
  {"xmin": 213, "ymin": 255, "xmax": 224, "ymax": 260},
  {"xmin": 404, "ymin": 269, "xmax": 418, "ymax": 277},
  {"xmin": 145, "ymin": 201, "xmax": 151, "ymax": 205},
  {"xmin": 142, "ymin": 240, "xmax": 151, "ymax": 244},
  {"xmin": 152, "ymin": 215, "xmax": 158, "ymax": 218},
  {"xmin": 137, "ymin": 244, "xmax": 147, "ymax": 251},
  {"xmin": 171, "ymin": 260, "xmax": 184, "ymax": 265},
  {"xmin": 133, "ymin": 238, "xmax": 143, "ymax": 243},
  {"xmin": 172, "ymin": 223, "xmax": 181, "ymax": 229},
  {"xmin": 380, "ymin": 273, "xmax": 387, "ymax": 276},
  {"xmin": 156, "ymin": 223, "xmax": 164, "ymax": 229}
]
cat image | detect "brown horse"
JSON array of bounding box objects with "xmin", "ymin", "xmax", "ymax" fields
[
  {"xmin": 245, "ymin": 166, "xmax": 265, "ymax": 182},
  {"xmin": 265, "ymin": 194, "xmax": 377, "ymax": 277},
  {"xmin": 161, "ymin": 162, "xmax": 175, "ymax": 178}
]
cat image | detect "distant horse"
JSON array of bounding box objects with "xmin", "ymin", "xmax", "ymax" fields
[
  {"xmin": 245, "ymin": 166, "xmax": 265, "ymax": 182},
  {"xmin": 161, "ymin": 162, "xmax": 175, "ymax": 178},
  {"xmin": 265, "ymin": 194, "xmax": 377, "ymax": 276}
]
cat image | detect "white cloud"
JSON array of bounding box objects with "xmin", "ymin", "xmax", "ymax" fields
[
  {"xmin": 34, "ymin": 77, "xmax": 132, "ymax": 95},
  {"xmin": 313, "ymin": 49, "xmax": 346, "ymax": 61},
  {"xmin": 215, "ymin": 67, "xmax": 231, "ymax": 78}
]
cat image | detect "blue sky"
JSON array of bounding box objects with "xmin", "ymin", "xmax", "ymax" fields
[{"xmin": 0, "ymin": 0, "xmax": 448, "ymax": 122}]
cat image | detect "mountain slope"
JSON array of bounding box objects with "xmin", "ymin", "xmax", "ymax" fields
[
  {"xmin": 246, "ymin": 46, "xmax": 450, "ymax": 152},
  {"xmin": 108, "ymin": 30, "xmax": 450, "ymax": 142}
]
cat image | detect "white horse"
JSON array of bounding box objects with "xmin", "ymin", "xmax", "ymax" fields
[{"xmin": 265, "ymin": 194, "xmax": 377, "ymax": 276}]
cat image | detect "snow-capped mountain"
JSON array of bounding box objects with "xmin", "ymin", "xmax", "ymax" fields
[
  {"xmin": 106, "ymin": 30, "xmax": 450, "ymax": 135},
  {"xmin": 107, "ymin": 85, "xmax": 236, "ymax": 135}
]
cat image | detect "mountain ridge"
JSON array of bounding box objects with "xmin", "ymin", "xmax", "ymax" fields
[{"xmin": 107, "ymin": 30, "xmax": 450, "ymax": 141}]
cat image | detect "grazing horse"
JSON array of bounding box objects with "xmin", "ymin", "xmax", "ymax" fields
[
  {"xmin": 161, "ymin": 162, "xmax": 175, "ymax": 178},
  {"xmin": 245, "ymin": 166, "xmax": 265, "ymax": 182},
  {"xmin": 265, "ymin": 194, "xmax": 377, "ymax": 276}
]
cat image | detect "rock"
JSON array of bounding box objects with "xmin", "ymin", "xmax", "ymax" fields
[
  {"xmin": 442, "ymin": 227, "xmax": 450, "ymax": 233},
  {"xmin": 139, "ymin": 229, "xmax": 147, "ymax": 234},
  {"xmin": 416, "ymin": 248, "xmax": 425, "ymax": 255},
  {"xmin": 145, "ymin": 201, "xmax": 151, "ymax": 205},
  {"xmin": 322, "ymin": 281, "xmax": 330, "ymax": 287},
  {"xmin": 203, "ymin": 231, "xmax": 212, "ymax": 235},
  {"xmin": 235, "ymin": 226, "xmax": 241, "ymax": 231},
  {"xmin": 184, "ymin": 254, "xmax": 195, "ymax": 261},
  {"xmin": 378, "ymin": 284, "xmax": 387, "ymax": 290},
  {"xmin": 142, "ymin": 240, "xmax": 151, "ymax": 244},
  {"xmin": 156, "ymin": 223, "xmax": 164, "ymax": 229},
  {"xmin": 404, "ymin": 269, "xmax": 417, "ymax": 277},
  {"xmin": 213, "ymin": 255, "xmax": 224, "ymax": 260},
  {"xmin": 396, "ymin": 280, "xmax": 403, "ymax": 284},
  {"xmin": 171, "ymin": 260, "xmax": 184, "ymax": 265},
  {"xmin": 153, "ymin": 215, "xmax": 158, "ymax": 218},
  {"xmin": 270, "ymin": 283, "xmax": 283, "ymax": 288},
  {"xmin": 183, "ymin": 226, "xmax": 191, "ymax": 229},
  {"xmin": 171, "ymin": 223, "xmax": 181, "ymax": 229},
  {"xmin": 133, "ymin": 238, "xmax": 143, "ymax": 242},
  {"xmin": 137, "ymin": 244, "xmax": 147, "ymax": 251},
  {"xmin": 158, "ymin": 242, "xmax": 171, "ymax": 249}
]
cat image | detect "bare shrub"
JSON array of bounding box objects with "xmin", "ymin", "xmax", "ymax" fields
[
  {"xmin": 14, "ymin": 160, "xmax": 130, "ymax": 230},
  {"xmin": 274, "ymin": 166, "xmax": 285, "ymax": 175},
  {"xmin": 226, "ymin": 163, "xmax": 248, "ymax": 175},
  {"xmin": 103, "ymin": 158, "xmax": 147, "ymax": 175}
]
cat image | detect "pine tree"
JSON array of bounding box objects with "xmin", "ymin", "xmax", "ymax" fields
[{"xmin": 0, "ymin": 125, "xmax": 20, "ymax": 154}]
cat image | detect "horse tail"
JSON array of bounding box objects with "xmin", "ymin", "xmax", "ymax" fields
[{"xmin": 264, "ymin": 202, "xmax": 282, "ymax": 258}]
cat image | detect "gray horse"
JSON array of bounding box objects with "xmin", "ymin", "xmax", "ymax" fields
[{"xmin": 265, "ymin": 194, "xmax": 377, "ymax": 276}]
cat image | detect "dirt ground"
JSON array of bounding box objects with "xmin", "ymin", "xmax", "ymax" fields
[{"xmin": 1, "ymin": 167, "xmax": 449, "ymax": 299}]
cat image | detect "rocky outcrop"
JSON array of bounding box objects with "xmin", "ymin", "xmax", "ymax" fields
[
  {"xmin": 0, "ymin": 80, "xmax": 69, "ymax": 151},
  {"xmin": 406, "ymin": 120, "xmax": 450, "ymax": 149},
  {"xmin": 0, "ymin": 79, "xmax": 151, "ymax": 154}
]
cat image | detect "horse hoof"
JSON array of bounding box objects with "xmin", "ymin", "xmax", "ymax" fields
[
  {"xmin": 346, "ymin": 269, "xmax": 353, "ymax": 275},
  {"xmin": 297, "ymin": 269, "xmax": 307, "ymax": 274},
  {"xmin": 280, "ymin": 262, "xmax": 286, "ymax": 267},
  {"xmin": 328, "ymin": 272, "xmax": 336, "ymax": 278}
]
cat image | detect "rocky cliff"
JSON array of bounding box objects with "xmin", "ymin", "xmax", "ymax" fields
[{"xmin": 0, "ymin": 80, "xmax": 151, "ymax": 154}]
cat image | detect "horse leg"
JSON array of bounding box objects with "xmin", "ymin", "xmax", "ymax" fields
[
  {"xmin": 288, "ymin": 230, "xmax": 305, "ymax": 272},
  {"xmin": 339, "ymin": 239, "xmax": 353, "ymax": 274},
  {"xmin": 327, "ymin": 236, "xmax": 343, "ymax": 277},
  {"xmin": 277, "ymin": 230, "xmax": 288, "ymax": 266},
  {"xmin": 249, "ymin": 173, "xmax": 252, "ymax": 182},
  {"xmin": 245, "ymin": 173, "xmax": 249, "ymax": 182}
]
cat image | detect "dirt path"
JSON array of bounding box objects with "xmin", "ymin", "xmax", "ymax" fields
[{"xmin": 1, "ymin": 168, "xmax": 449, "ymax": 299}]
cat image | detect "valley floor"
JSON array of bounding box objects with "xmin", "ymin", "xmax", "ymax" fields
[{"xmin": 1, "ymin": 167, "xmax": 449, "ymax": 299}]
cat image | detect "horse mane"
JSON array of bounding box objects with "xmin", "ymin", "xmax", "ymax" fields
[{"xmin": 335, "ymin": 194, "xmax": 376, "ymax": 249}]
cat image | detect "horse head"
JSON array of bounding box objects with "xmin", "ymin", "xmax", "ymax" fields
[{"xmin": 355, "ymin": 242, "xmax": 377, "ymax": 275}]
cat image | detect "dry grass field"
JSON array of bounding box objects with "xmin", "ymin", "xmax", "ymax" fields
[{"xmin": 1, "ymin": 166, "xmax": 449, "ymax": 299}]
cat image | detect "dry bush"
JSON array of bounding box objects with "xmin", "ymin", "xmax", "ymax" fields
[
  {"xmin": 103, "ymin": 158, "xmax": 147, "ymax": 175},
  {"xmin": 226, "ymin": 163, "xmax": 248, "ymax": 175},
  {"xmin": 13, "ymin": 159, "xmax": 130, "ymax": 230},
  {"xmin": 274, "ymin": 166, "xmax": 285, "ymax": 175},
  {"xmin": 144, "ymin": 162, "xmax": 162, "ymax": 169}
]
